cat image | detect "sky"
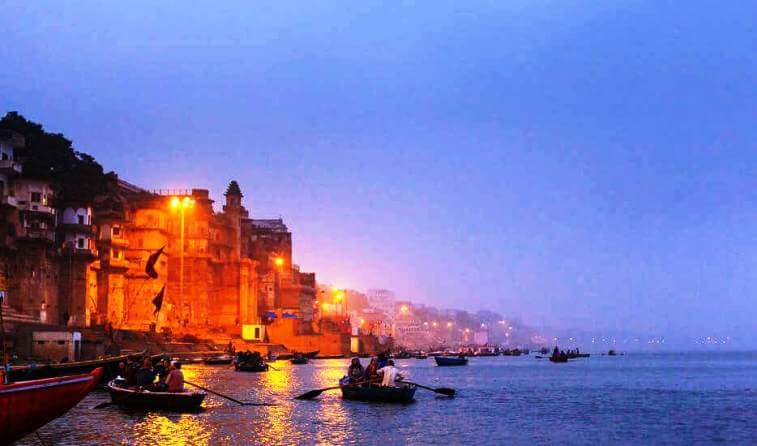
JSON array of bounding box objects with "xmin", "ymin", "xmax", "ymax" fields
[{"xmin": 1, "ymin": 1, "xmax": 755, "ymax": 346}]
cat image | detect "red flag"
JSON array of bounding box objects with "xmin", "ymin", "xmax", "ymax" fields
[
  {"xmin": 152, "ymin": 285, "xmax": 165, "ymax": 316},
  {"xmin": 145, "ymin": 246, "xmax": 165, "ymax": 279}
]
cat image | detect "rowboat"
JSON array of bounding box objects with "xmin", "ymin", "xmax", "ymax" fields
[
  {"xmin": 434, "ymin": 356, "xmax": 468, "ymax": 366},
  {"xmin": 290, "ymin": 356, "xmax": 309, "ymax": 365},
  {"xmin": 0, "ymin": 367, "xmax": 103, "ymax": 444},
  {"xmin": 9, "ymin": 352, "xmax": 147, "ymax": 383},
  {"xmin": 235, "ymin": 361, "xmax": 269, "ymax": 372},
  {"xmin": 203, "ymin": 355, "xmax": 233, "ymax": 365},
  {"xmin": 338, "ymin": 378, "xmax": 416, "ymax": 404},
  {"xmin": 549, "ymin": 355, "xmax": 568, "ymax": 363},
  {"xmin": 106, "ymin": 380, "xmax": 206, "ymax": 411}
]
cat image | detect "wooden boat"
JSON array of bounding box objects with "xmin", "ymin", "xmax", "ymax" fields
[
  {"xmin": 235, "ymin": 361, "xmax": 269, "ymax": 372},
  {"xmin": 203, "ymin": 355, "xmax": 233, "ymax": 365},
  {"xmin": 549, "ymin": 355, "xmax": 568, "ymax": 363},
  {"xmin": 338, "ymin": 378, "xmax": 416, "ymax": 404},
  {"xmin": 567, "ymin": 353, "xmax": 590, "ymax": 359},
  {"xmin": 415, "ymin": 354, "xmax": 428, "ymax": 359},
  {"xmin": 0, "ymin": 367, "xmax": 103, "ymax": 444},
  {"xmin": 314, "ymin": 354, "xmax": 344, "ymax": 359},
  {"xmin": 290, "ymin": 356, "xmax": 309, "ymax": 365},
  {"xmin": 107, "ymin": 380, "xmax": 205, "ymax": 411},
  {"xmin": 9, "ymin": 352, "xmax": 146, "ymax": 383},
  {"xmin": 608, "ymin": 350, "xmax": 617, "ymax": 356},
  {"xmin": 277, "ymin": 350, "xmax": 319, "ymax": 361},
  {"xmin": 434, "ymin": 356, "xmax": 468, "ymax": 366}
]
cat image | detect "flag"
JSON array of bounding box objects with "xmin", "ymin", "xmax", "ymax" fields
[
  {"xmin": 145, "ymin": 246, "xmax": 165, "ymax": 279},
  {"xmin": 152, "ymin": 285, "xmax": 165, "ymax": 316}
]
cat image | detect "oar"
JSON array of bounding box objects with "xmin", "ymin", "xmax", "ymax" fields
[
  {"xmin": 295, "ymin": 378, "xmax": 380, "ymax": 400},
  {"xmin": 267, "ymin": 363, "xmax": 280, "ymax": 371},
  {"xmin": 184, "ymin": 380, "xmax": 275, "ymax": 406},
  {"xmin": 403, "ymin": 381, "xmax": 455, "ymax": 397}
]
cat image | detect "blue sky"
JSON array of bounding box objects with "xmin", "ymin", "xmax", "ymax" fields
[{"xmin": 1, "ymin": 1, "xmax": 755, "ymax": 344}]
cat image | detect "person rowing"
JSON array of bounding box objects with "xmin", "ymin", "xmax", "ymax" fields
[{"xmin": 376, "ymin": 360, "xmax": 404, "ymax": 387}]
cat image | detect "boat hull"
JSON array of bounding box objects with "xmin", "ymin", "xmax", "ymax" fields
[
  {"xmin": 290, "ymin": 358, "xmax": 309, "ymax": 365},
  {"xmin": 107, "ymin": 381, "xmax": 206, "ymax": 411},
  {"xmin": 434, "ymin": 356, "xmax": 468, "ymax": 366},
  {"xmin": 203, "ymin": 357, "xmax": 233, "ymax": 365},
  {"xmin": 339, "ymin": 380, "xmax": 416, "ymax": 404},
  {"xmin": 235, "ymin": 362, "xmax": 269, "ymax": 372},
  {"xmin": 0, "ymin": 368, "xmax": 103, "ymax": 445},
  {"xmin": 9, "ymin": 352, "xmax": 146, "ymax": 383}
]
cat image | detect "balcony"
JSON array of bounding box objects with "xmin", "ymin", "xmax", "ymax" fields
[
  {"xmin": 18, "ymin": 228, "xmax": 55, "ymax": 243},
  {"xmin": 0, "ymin": 159, "xmax": 22, "ymax": 175},
  {"xmin": 18, "ymin": 201, "xmax": 55, "ymax": 215}
]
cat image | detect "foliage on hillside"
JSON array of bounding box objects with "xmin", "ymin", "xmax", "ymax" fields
[{"xmin": 0, "ymin": 111, "xmax": 108, "ymax": 203}]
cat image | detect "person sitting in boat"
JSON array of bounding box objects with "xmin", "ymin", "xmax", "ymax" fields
[
  {"xmin": 135, "ymin": 358, "xmax": 155, "ymax": 388},
  {"xmin": 165, "ymin": 361, "xmax": 185, "ymax": 393},
  {"xmin": 377, "ymin": 351, "xmax": 388, "ymax": 369},
  {"xmin": 363, "ymin": 357, "xmax": 380, "ymax": 384},
  {"xmin": 377, "ymin": 360, "xmax": 403, "ymax": 387},
  {"xmin": 347, "ymin": 358, "xmax": 365, "ymax": 384}
]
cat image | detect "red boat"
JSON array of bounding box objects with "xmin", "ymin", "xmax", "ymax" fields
[{"xmin": 0, "ymin": 367, "xmax": 103, "ymax": 445}]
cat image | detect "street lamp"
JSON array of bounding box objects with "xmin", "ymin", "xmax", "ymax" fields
[{"xmin": 170, "ymin": 196, "xmax": 194, "ymax": 326}]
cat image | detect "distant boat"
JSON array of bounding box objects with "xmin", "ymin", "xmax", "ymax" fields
[
  {"xmin": 608, "ymin": 350, "xmax": 617, "ymax": 356},
  {"xmin": 415, "ymin": 354, "xmax": 428, "ymax": 360},
  {"xmin": 435, "ymin": 356, "xmax": 468, "ymax": 366},
  {"xmin": 338, "ymin": 377, "xmax": 416, "ymax": 404},
  {"xmin": 107, "ymin": 380, "xmax": 205, "ymax": 411},
  {"xmin": 203, "ymin": 355, "xmax": 233, "ymax": 365},
  {"xmin": 290, "ymin": 356, "xmax": 309, "ymax": 365},
  {"xmin": 1, "ymin": 367, "xmax": 103, "ymax": 444},
  {"xmin": 549, "ymin": 355, "xmax": 568, "ymax": 363}
]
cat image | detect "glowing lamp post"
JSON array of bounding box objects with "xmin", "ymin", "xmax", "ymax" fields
[{"xmin": 170, "ymin": 196, "xmax": 194, "ymax": 326}]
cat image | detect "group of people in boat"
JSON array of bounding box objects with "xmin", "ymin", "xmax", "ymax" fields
[
  {"xmin": 550, "ymin": 347, "xmax": 582, "ymax": 361},
  {"xmin": 117, "ymin": 356, "xmax": 185, "ymax": 392},
  {"xmin": 235, "ymin": 350, "xmax": 265, "ymax": 367},
  {"xmin": 346, "ymin": 352, "xmax": 404, "ymax": 387}
]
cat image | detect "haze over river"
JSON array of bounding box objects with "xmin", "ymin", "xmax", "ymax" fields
[{"xmin": 18, "ymin": 352, "xmax": 756, "ymax": 445}]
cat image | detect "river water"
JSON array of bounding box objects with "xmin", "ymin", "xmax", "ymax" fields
[{"xmin": 17, "ymin": 352, "xmax": 756, "ymax": 445}]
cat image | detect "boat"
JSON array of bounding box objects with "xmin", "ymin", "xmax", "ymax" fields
[
  {"xmin": 338, "ymin": 378, "xmax": 416, "ymax": 404},
  {"xmin": 9, "ymin": 352, "xmax": 146, "ymax": 383},
  {"xmin": 106, "ymin": 380, "xmax": 206, "ymax": 411},
  {"xmin": 203, "ymin": 355, "xmax": 233, "ymax": 365},
  {"xmin": 434, "ymin": 356, "xmax": 468, "ymax": 366},
  {"xmin": 415, "ymin": 354, "xmax": 428, "ymax": 359},
  {"xmin": 510, "ymin": 348, "xmax": 522, "ymax": 356},
  {"xmin": 539, "ymin": 347, "xmax": 549, "ymax": 355},
  {"xmin": 0, "ymin": 367, "xmax": 103, "ymax": 444},
  {"xmin": 566, "ymin": 353, "xmax": 590, "ymax": 359},
  {"xmin": 549, "ymin": 355, "xmax": 568, "ymax": 363},
  {"xmin": 235, "ymin": 361, "xmax": 269, "ymax": 372},
  {"xmin": 608, "ymin": 350, "xmax": 617, "ymax": 356},
  {"xmin": 290, "ymin": 356, "xmax": 309, "ymax": 365},
  {"xmin": 276, "ymin": 350, "xmax": 319, "ymax": 361},
  {"xmin": 314, "ymin": 354, "xmax": 344, "ymax": 359}
]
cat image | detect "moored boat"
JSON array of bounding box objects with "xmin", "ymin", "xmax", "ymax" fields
[
  {"xmin": 549, "ymin": 355, "xmax": 568, "ymax": 363},
  {"xmin": 338, "ymin": 378, "xmax": 415, "ymax": 404},
  {"xmin": 107, "ymin": 380, "xmax": 206, "ymax": 411},
  {"xmin": 0, "ymin": 367, "xmax": 103, "ymax": 444},
  {"xmin": 290, "ymin": 356, "xmax": 309, "ymax": 365},
  {"xmin": 434, "ymin": 356, "xmax": 468, "ymax": 366},
  {"xmin": 9, "ymin": 352, "xmax": 146, "ymax": 383}
]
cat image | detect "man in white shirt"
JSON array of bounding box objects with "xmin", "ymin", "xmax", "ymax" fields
[{"xmin": 377, "ymin": 360, "xmax": 404, "ymax": 387}]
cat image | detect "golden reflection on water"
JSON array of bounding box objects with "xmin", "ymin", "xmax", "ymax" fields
[{"xmin": 133, "ymin": 412, "xmax": 213, "ymax": 445}]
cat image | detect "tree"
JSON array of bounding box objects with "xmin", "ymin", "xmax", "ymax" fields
[{"xmin": 0, "ymin": 111, "xmax": 108, "ymax": 203}]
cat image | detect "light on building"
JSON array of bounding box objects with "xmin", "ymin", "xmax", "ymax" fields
[
  {"xmin": 432, "ymin": 321, "xmax": 438, "ymax": 327},
  {"xmin": 399, "ymin": 305, "xmax": 409, "ymax": 314},
  {"xmin": 170, "ymin": 197, "xmax": 180, "ymax": 208},
  {"xmin": 446, "ymin": 322, "xmax": 453, "ymax": 328},
  {"xmin": 274, "ymin": 256, "xmax": 285, "ymax": 267}
]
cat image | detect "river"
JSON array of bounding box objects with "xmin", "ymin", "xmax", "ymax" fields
[{"xmin": 17, "ymin": 351, "xmax": 756, "ymax": 445}]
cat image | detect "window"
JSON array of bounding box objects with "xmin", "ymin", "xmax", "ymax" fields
[
  {"xmin": 31, "ymin": 192, "xmax": 41, "ymax": 203},
  {"xmin": 77, "ymin": 215, "xmax": 85, "ymax": 225},
  {"xmin": 112, "ymin": 248, "xmax": 121, "ymax": 259},
  {"xmin": 112, "ymin": 226, "xmax": 121, "ymax": 237},
  {"xmin": 77, "ymin": 238, "xmax": 85, "ymax": 249}
]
